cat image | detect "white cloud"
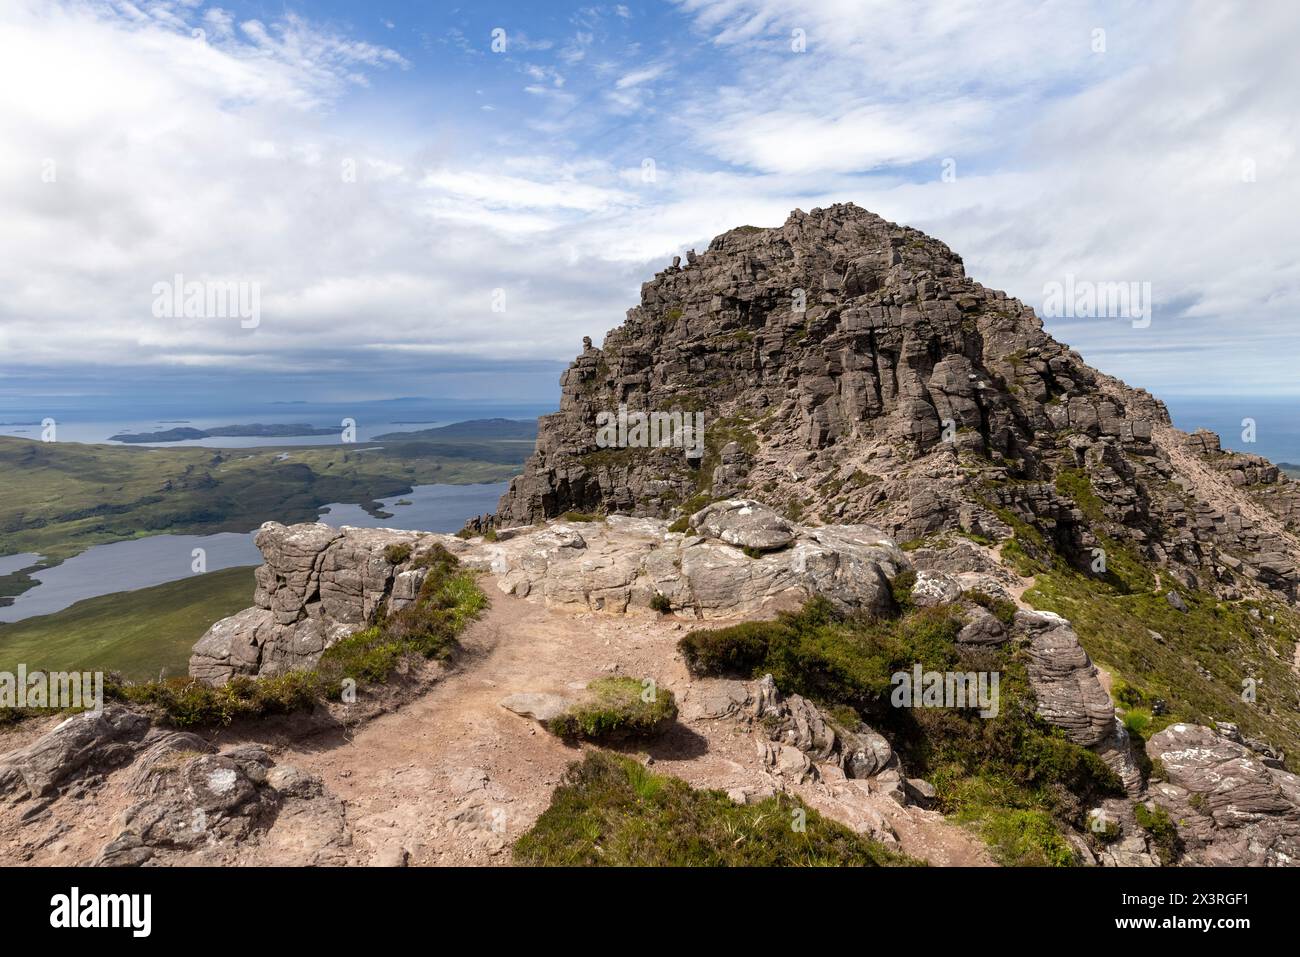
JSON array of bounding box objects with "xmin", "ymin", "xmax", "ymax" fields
[
  {"xmin": 3, "ymin": 0, "xmax": 1300, "ymax": 401},
  {"xmin": 615, "ymin": 64, "xmax": 666, "ymax": 89},
  {"xmin": 698, "ymin": 101, "xmax": 991, "ymax": 174},
  {"xmin": 664, "ymin": 0, "xmax": 1300, "ymax": 394}
]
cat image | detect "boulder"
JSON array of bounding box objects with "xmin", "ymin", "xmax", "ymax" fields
[
  {"xmin": 96, "ymin": 743, "xmax": 343, "ymax": 866},
  {"xmin": 0, "ymin": 706, "xmax": 151, "ymax": 801},
  {"xmin": 910, "ymin": 570, "xmax": 962, "ymax": 607},
  {"xmin": 690, "ymin": 500, "xmax": 796, "ymax": 552},
  {"xmin": 1023, "ymin": 620, "xmax": 1115, "ymax": 747},
  {"xmin": 956, "ymin": 606, "xmax": 1007, "ymax": 644}
]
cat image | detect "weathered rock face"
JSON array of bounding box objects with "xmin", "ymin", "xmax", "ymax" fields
[
  {"xmin": 692, "ymin": 673, "xmax": 904, "ymax": 797},
  {"xmin": 190, "ymin": 509, "xmax": 909, "ymax": 682},
  {"xmin": 488, "ymin": 203, "xmax": 1299, "ymax": 606},
  {"xmin": 0, "ymin": 706, "xmax": 151, "ymax": 802},
  {"xmin": 1147, "ymin": 723, "xmax": 1300, "ymax": 866},
  {"xmin": 189, "ymin": 523, "xmax": 416, "ymax": 684},
  {"xmin": 1016, "ymin": 608, "xmax": 1144, "ymax": 796},
  {"xmin": 0, "ymin": 706, "xmax": 349, "ymax": 867},
  {"xmin": 1021, "ymin": 610, "xmax": 1115, "ymax": 748},
  {"xmin": 491, "ymin": 508, "xmax": 907, "ymax": 625}
]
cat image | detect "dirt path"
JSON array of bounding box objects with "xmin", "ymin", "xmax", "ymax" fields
[
  {"xmin": 278, "ymin": 583, "xmax": 993, "ymax": 866},
  {"xmin": 990, "ymin": 541, "xmax": 1036, "ymax": 608}
]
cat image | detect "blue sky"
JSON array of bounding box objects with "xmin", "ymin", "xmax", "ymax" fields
[{"xmin": 1, "ymin": 0, "xmax": 1298, "ymax": 411}]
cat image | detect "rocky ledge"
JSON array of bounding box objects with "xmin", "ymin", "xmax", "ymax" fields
[
  {"xmin": 1146, "ymin": 722, "xmax": 1300, "ymax": 866},
  {"xmin": 190, "ymin": 500, "xmax": 909, "ymax": 683}
]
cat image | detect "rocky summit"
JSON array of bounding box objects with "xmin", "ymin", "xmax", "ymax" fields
[{"xmin": 489, "ymin": 203, "xmax": 1299, "ymax": 607}]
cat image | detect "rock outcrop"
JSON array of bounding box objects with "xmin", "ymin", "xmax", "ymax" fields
[
  {"xmin": 0, "ymin": 706, "xmax": 349, "ymax": 867},
  {"xmin": 190, "ymin": 504, "xmax": 908, "ymax": 682},
  {"xmin": 0, "ymin": 706, "xmax": 152, "ymax": 802},
  {"xmin": 1147, "ymin": 723, "xmax": 1300, "ymax": 866}
]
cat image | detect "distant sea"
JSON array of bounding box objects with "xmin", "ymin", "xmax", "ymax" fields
[
  {"xmin": 0, "ymin": 398, "xmax": 554, "ymax": 448},
  {"xmin": 1164, "ymin": 395, "xmax": 1300, "ymax": 465},
  {"xmin": 3, "ymin": 393, "xmax": 1294, "ymax": 463}
]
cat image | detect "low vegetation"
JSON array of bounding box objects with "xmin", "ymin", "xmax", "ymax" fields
[
  {"xmin": 111, "ymin": 545, "xmax": 487, "ymax": 728},
  {"xmin": 966, "ymin": 590, "xmax": 1017, "ymax": 626},
  {"xmin": 1006, "ymin": 469, "xmax": 1300, "ymax": 772},
  {"xmin": 678, "ymin": 597, "xmax": 1124, "ymax": 865},
  {"xmin": 382, "ymin": 542, "xmax": 413, "ymax": 565},
  {"xmin": 513, "ymin": 751, "xmax": 918, "ymax": 866},
  {"xmin": 1134, "ymin": 802, "xmax": 1181, "ymax": 865},
  {"xmin": 545, "ymin": 677, "xmax": 678, "ymax": 743}
]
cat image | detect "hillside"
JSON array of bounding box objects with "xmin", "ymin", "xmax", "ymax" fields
[{"xmin": 0, "ymin": 566, "xmax": 254, "ymax": 682}]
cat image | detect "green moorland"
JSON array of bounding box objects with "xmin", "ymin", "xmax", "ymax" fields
[
  {"xmin": 0, "ymin": 566, "xmax": 255, "ymax": 681},
  {"xmin": 0, "ymin": 429, "xmax": 530, "ymax": 565},
  {"xmin": 676, "ymin": 597, "xmax": 1124, "ymax": 866}
]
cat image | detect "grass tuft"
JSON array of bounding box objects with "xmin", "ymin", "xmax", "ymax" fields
[{"xmin": 545, "ymin": 677, "xmax": 678, "ymax": 743}]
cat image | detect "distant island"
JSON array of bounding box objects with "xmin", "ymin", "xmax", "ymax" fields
[
  {"xmin": 372, "ymin": 418, "xmax": 537, "ymax": 441},
  {"xmin": 1281, "ymin": 462, "xmax": 1300, "ymax": 479},
  {"xmin": 110, "ymin": 423, "xmax": 340, "ymax": 443}
]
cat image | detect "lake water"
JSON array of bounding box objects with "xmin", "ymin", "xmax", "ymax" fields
[
  {"xmin": 0, "ymin": 553, "xmax": 43, "ymax": 577},
  {"xmin": 0, "ymin": 482, "xmax": 507, "ymax": 623}
]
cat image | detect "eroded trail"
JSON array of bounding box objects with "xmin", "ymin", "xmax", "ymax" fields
[{"xmin": 278, "ymin": 583, "xmax": 992, "ymax": 867}]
